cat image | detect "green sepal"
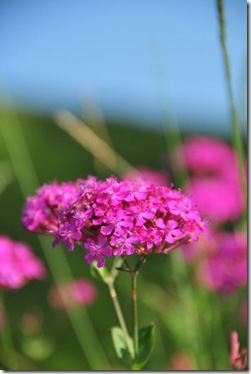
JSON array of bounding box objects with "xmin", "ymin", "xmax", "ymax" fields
[
  {"xmin": 132, "ymin": 323, "xmax": 156, "ymax": 370},
  {"xmin": 111, "ymin": 326, "xmax": 134, "ymax": 366}
]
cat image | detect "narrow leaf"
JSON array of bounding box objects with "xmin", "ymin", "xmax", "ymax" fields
[{"xmin": 132, "ymin": 323, "xmax": 156, "ymax": 370}]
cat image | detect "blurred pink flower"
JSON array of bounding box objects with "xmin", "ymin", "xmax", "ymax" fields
[
  {"xmin": 167, "ymin": 351, "xmax": 195, "ymax": 370},
  {"xmin": 229, "ymin": 331, "xmax": 247, "ymax": 370},
  {"xmin": 0, "ymin": 235, "xmax": 46, "ymax": 290},
  {"xmin": 180, "ymin": 136, "xmax": 238, "ymax": 175},
  {"xmin": 198, "ymin": 232, "xmax": 247, "ymax": 294},
  {"xmin": 124, "ymin": 167, "xmax": 169, "ymax": 186},
  {"xmin": 178, "ymin": 136, "xmax": 246, "ymax": 224},
  {"xmin": 48, "ymin": 279, "xmax": 96, "ymax": 310},
  {"xmin": 186, "ymin": 176, "xmax": 244, "ymax": 224}
]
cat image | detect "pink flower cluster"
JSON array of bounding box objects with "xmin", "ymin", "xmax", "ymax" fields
[
  {"xmin": 198, "ymin": 232, "xmax": 247, "ymax": 294},
  {"xmin": 48, "ymin": 279, "xmax": 96, "ymax": 310},
  {"xmin": 22, "ymin": 176, "xmax": 207, "ymax": 268},
  {"xmin": 179, "ymin": 136, "xmax": 245, "ymax": 224},
  {"xmin": 173, "ymin": 136, "xmax": 247, "ymax": 294},
  {"xmin": 0, "ymin": 235, "xmax": 46, "ymax": 290}
]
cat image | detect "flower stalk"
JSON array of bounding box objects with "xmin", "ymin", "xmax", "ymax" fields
[
  {"xmin": 131, "ymin": 271, "xmax": 139, "ymax": 356},
  {"xmin": 107, "ymin": 279, "xmax": 134, "ymax": 359}
]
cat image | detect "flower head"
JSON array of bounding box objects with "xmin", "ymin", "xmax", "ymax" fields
[
  {"xmin": 22, "ymin": 176, "xmax": 207, "ymax": 267},
  {"xmin": 0, "ymin": 236, "xmax": 46, "ymax": 290}
]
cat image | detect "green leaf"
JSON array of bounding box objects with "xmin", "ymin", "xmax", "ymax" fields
[
  {"xmin": 111, "ymin": 327, "xmax": 134, "ymax": 366},
  {"xmin": 132, "ymin": 323, "xmax": 156, "ymax": 370},
  {"xmin": 90, "ymin": 262, "xmax": 111, "ymax": 284}
]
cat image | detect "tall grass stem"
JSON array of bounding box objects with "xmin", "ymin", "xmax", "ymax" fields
[{"xmin": 216, "ymin": 0, "xmax": 246, "ymax": 203}]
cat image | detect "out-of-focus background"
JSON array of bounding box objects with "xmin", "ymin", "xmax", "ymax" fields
[{"xmin": 0, "ymin": 0, "xmax": 247, "ymax": 371}]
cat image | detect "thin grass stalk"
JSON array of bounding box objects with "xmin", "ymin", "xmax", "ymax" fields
[
  {"xmin": 81, "ymin": 96, "xmax": 114, "ymax": 147},
  {"xmin": 0, "ymin": 109, "xmax": 111, "ymax": 370},
  {"xmin": 55, "ymin": 110, "xmax": 136, "ymax": 176},
  {"xmin": 81, "ymin": 96, "xmax": 115, "ymax": 175},
  {"xmin": 216, "ymin": 0, "xmax": 247, "ymax": 203}
]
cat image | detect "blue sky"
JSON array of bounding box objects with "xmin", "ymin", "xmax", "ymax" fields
[{"xmin": 0, "ymin": 0, "xmax": 247, "ymax": 134}]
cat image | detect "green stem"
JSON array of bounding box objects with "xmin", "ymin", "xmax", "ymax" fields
[
  {"xmin": 107, "ymin": 280, "xmax": 134, "ymax": 359},
  {"xmin": 216, "ymin": 0, "xmax": 246, "ymax": 203},
  {"xmin": 0, "ymin": 292, "xmax": 18, "ymax": 370},
  {"xmin": 131, "ymin": 272, "xmax": 139, "ymax": 356}
]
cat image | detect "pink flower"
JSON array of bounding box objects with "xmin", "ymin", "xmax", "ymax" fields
[
  {"xmin": 22, "ymin": 176, "xmax": 207, "ymax": 267},
  {"xmin": 0, "ymin": 236, "xmax": 46, "ymax": 290},
  {"xmin": 178, "ymin": 136, "xmax": 246, "ymax": 224},
  {"xmin": 179, "ymin": 136, "xmax": 239, "ymax": 175},
  {"xmin": 198, "ymin": 231, "xmax": 247, "ymax": 294},
  {"xmin": 185, "ymin": 176, "xmax": 244, "ymax": 224},
  {"xmin": 110, "ymin": 233, "xmax": 138, "ymax": 256},
  {"xmin": 84, "ymin": 235, "xmax": 112, "ymax": 268},
  {"xmin": 48, "ymin": 279, "xmax": 96, "ymax": 310},
  {"xmin": 229, "ymin": 331, "xmax": 247, "ymax": 370},
  {"xmin": 53, "ymin": 221, "xmax": 83, "ymax": 252}
]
